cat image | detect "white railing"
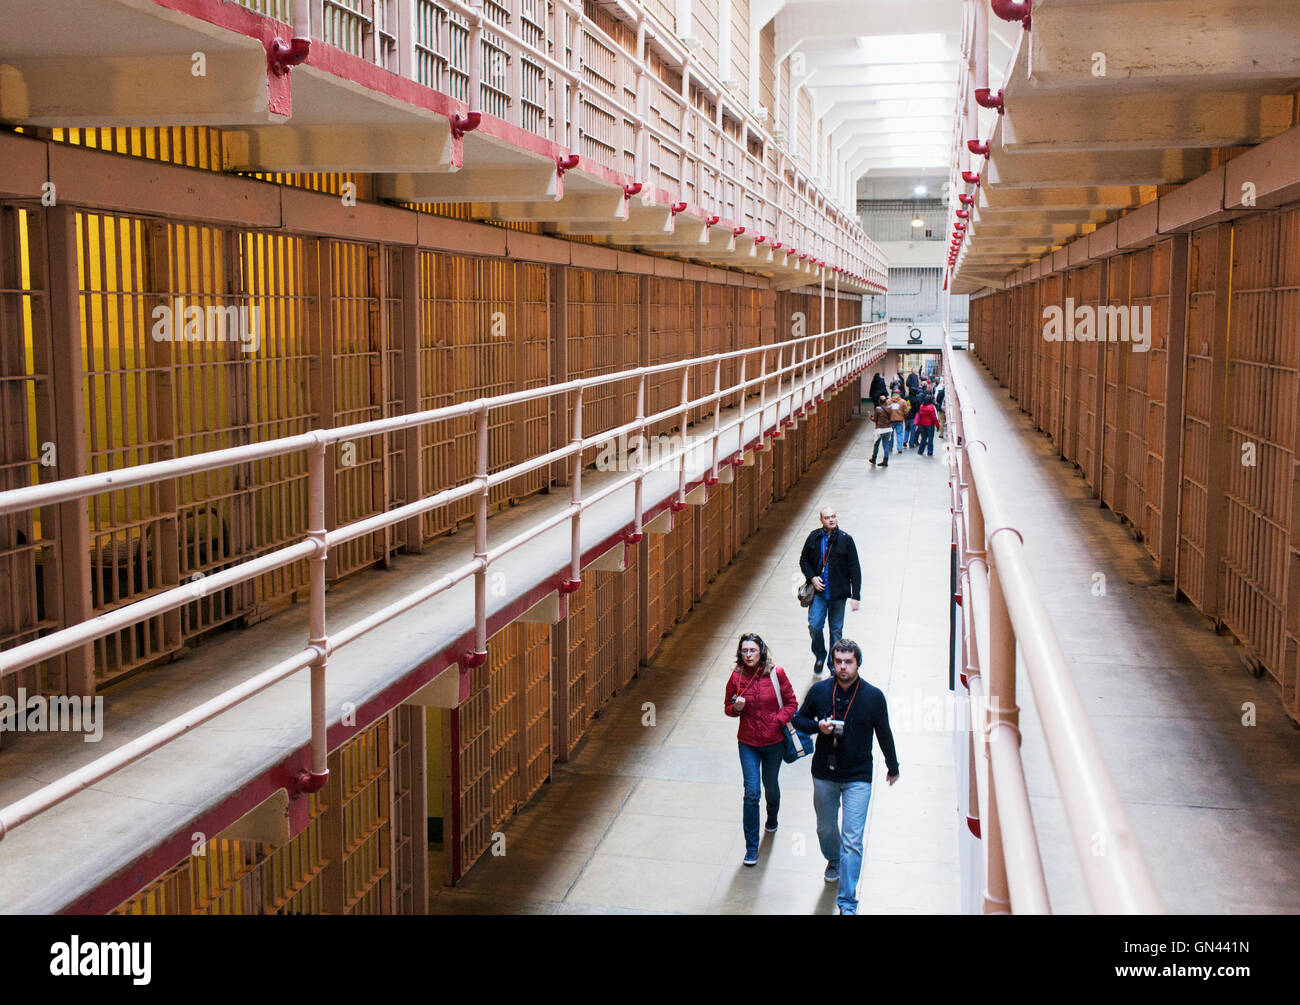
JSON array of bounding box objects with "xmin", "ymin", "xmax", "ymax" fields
[
  {"xmin": 0, "ymin": 322, "xmax": 886, "ymax": 843},
  {"xmin": 945, "ymin": 339, "xmax": 1162, "ymax": 914}
]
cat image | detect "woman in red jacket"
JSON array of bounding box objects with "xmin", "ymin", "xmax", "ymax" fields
[
  {"xmin": 725, "ymin": 633, "xmax": 798, "ymax": 866},
  {"xmin": 915, "ymin": 394, "xmax": 939, "ymax": 457}
]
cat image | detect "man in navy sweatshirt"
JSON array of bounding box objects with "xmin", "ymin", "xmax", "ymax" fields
[{"xmin": 793, "ymin": 638, "xmax": 900, "ymax": 915}]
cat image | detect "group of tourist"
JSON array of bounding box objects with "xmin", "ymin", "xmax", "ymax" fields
[
  {"xmin": 864, "ymin": 370, "xmax": 944, "ymax": 466},
  {"xmin": 723, "ymin": 507, "xmax": 900, "ymax": 916}
]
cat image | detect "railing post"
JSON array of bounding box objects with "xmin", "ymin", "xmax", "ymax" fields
[
  {"xmin": 302, "ymin": 436, "xmax": 330, "ymax": 794},
  {"xmin": 567, "ymin": 9, "xmax": 582, "ymax": 154},
  {"xmin": 709, "ymin": 358, "xmax": 722, "ymax": 482},
  {"xmin": 469, "ymin": 403, "xmax": 490, "ymax": 665},
  {"xmin": 632, "ymin": 372, "xmax": 647, "ymax": 539},
  {"xmin": 467, "ymin": 9, "xmax": 483, "ymax": 112},
  {"xmin": 773, "ymin": 345, "xmax": 784, "ymax": 432},
  {"xmin": 755, "ymin": 349, "xmax": 767, "ymax": 450},
  {"xmin": 674, "ymin": 367, "xmax": 689, "ymax": 507},
  {"xmin": 983, "ymin": 554, "xmax": 1015, "ymax": 915},
  {"xmin": 566, "ymin": 387, "xmax": 583, "ymax": 588},
  {"xmin": 737, "ymin": 354, "xmax": 747, "ymax": 441}
]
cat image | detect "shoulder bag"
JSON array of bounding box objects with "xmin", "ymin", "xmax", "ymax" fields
[
  {"xmin": 797, "ymin": 534, "xmax": 832, "ymax": 608},
  {"xmin": 770, "ymin": 669, "xmax": 814, "ymax": 763}
]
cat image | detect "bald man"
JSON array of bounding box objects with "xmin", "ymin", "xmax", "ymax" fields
[{"xmin": 798, "ymin": 507, "xmax": 862, "ymax": 675}]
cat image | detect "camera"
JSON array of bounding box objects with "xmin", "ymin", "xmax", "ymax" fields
[{"xmin": 828, "ymin": 719, "xmax": 845, "ymax": 737}]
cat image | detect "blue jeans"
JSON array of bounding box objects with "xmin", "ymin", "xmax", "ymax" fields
[
  {"xmin": 739, "ymin": 741, "xmax": 784, "ymax": 852},
  {"xmin": 814, "ymin": 778, "xmax": 873, "ymax": 914},
  {"xmin": 917, "ymin": 425, "xmax": 935, "ymax": 455},
  {"xmin": 905, "ymin": 419, "xmax": 918, "ymax": 446},
  {"xmin": 870, "ymin": 431, "xmax": 892, "ymax": 462},
  {"xmin": 892, "ymin": 421, "xmax": 905, "ymax": 450},
  {"xmin": 808, "ymin": 591, "xmax": 847, "ymax": 669}
]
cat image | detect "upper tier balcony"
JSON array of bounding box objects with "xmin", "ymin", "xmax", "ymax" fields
[{"xmin": 0, "ymin": 0, "xmax": 887, "ymax": 291}]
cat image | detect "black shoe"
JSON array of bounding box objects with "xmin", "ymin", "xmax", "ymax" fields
[
  {"xmin": 812, "ymin": 661, "xmax": 824, "ymax": 675},
  {"xmin": 868, "ymin": 457, "xmax": 876, "ymax": 465},
  {"xmin": 880, "ymin": 459, "xmax": 888, "ymax": 467},
  {"xmin": 765, "ymin": 815, "xmax": 778, "ymax": 833}
]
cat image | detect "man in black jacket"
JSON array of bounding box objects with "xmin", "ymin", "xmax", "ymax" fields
[
  {"xmin": 798, "ymin": 507, "xmax": 862, "ymax": 675},
  {"xmin": 793, "ymin": 638, "xmax": 900, "ymax": 915}
]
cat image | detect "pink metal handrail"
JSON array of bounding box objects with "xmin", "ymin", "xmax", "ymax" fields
[
  {"xmin": 944, "ymin": 340, "xmax": 1162, "ymax": 914},
  {"xmin": 0, "ymin": 321, "xmax": 885, "ymax": 842}
]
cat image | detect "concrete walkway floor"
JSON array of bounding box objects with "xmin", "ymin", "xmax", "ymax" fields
[
  {"xmin": 430, "ymin": 412, "xmax": 959, "ymax": 914},
  {"xmin": 957, "ymin": 357, "xmax": 1300, "ymax": 914}
]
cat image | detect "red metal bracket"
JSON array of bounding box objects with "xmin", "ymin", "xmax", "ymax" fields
[
  {"xmin": 706, "ymin": 215, "xmax": 721, "ymax": 226},
  {"xmin": 451, "ymin": 111, "xmax": 482, "ymax": 139},
  {"xmin": 461, "ymin": 649, "xmax": 488, "ymax": 668},
  {"xmin": 992, "ymin": 0, "xmax": 1032, "ymax": 27},
  {"xmin": 974, "ymin": 87, "xmax": 1005, "ymax": 114},
  {"xmin": 269, "ymin": 36, "xmax": 311, "ymax": 76},
  {"xmin": 959, "ymin": 193, "xmax": 974, "ymax": 205},
  {"xmin": 730, "ymin": 455, "xmax": 746, "ymax": 467},
  {"xmin": 291, "ymin": 768, "xmax": 329, "ymax": 798},
  {"xmin": 955, "ymin": 222, "xmax": 966, "ymax": 231},
  {"xmin": 671, "ymin": 202, "xmax": 688, "ymax": 214},
  {"xmin": 704, "ymin": 475, "xmax": 719, "ymax": 486},
  {"xmin": 966, "ymin": 139, "xmax": 990, "ymax": 157},
  {"xmin": 961, "ymin": 171, "xmax": 981, "ymax": 185},
  {"xmin": 623, "ymin": 530, "xmax": 644, "ymax": 544},
  {"xmin": 556, "ymin": 153, "xmax": 581, "ymax": 176},
  {"xmin": 670, "ymin": 500, "xmax": 687, "ymax": 512},
  {"xmin": 557, "ymin": 578, "xmax": 582, "ymax": 595},
  {"xmin": 623, "ymin": 182, "xmax": 643, "ymax": 199},
  {"xmin": 755, "ymin": 235, "xmax": 767, "ymax": 244},
  {"xmin": 733, "ymin": 226, "xmax": 746, "ymax": 237},
  {"xmin": 772, "ymin": 242, "xmax": 783, "ymax": 250},
  {"xmin": 956, "ymin": 210, "xmax": 969, "ymax": 219}
]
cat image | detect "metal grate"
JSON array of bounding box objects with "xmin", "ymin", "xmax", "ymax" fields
[{"xmin": 0, "ymin": 206, "xmax": 59, "ymax": 705}]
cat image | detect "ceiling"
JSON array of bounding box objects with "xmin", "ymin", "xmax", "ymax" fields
[{"xmin": 773, "ymin": 0, "xmax": 1014, "ymax": 186}]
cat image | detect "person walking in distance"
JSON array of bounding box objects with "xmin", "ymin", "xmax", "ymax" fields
[
  {"xmin": 868, "ymin": 396, "xmax": 893, "ymax": 467},
  {"xmin": 915, "ymin": 394, "xmax": 939, "ymax": 457},
  {"xmin": 793, "ymin": 639, "xmax": 900, "ymax": 915},
  {"xmin": 868, "ymin": 372, "xmax": 887, "ymax": 403},
  {"xmin": 904, "ymin": 382, "xmax": 924, "ymax": 449},
  {"xmin": 725, "ymin": 633, "xmax": 798, "ymax": 867},
  {"xmin": 798, "ymin": 508, "xmax": 862, "ymax": 675},
  {"xmin": 886, "ymin": 391, "xmax": 908, "ymax": 453}
]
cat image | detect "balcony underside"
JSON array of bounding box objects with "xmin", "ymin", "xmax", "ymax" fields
[
  {"xmin": 951, "ymin": 0, "xmax": 1300, "ymax": 293},
  {"xmin": 0, "ymin": 0, "xmax": 884, "ymax": 294}
]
